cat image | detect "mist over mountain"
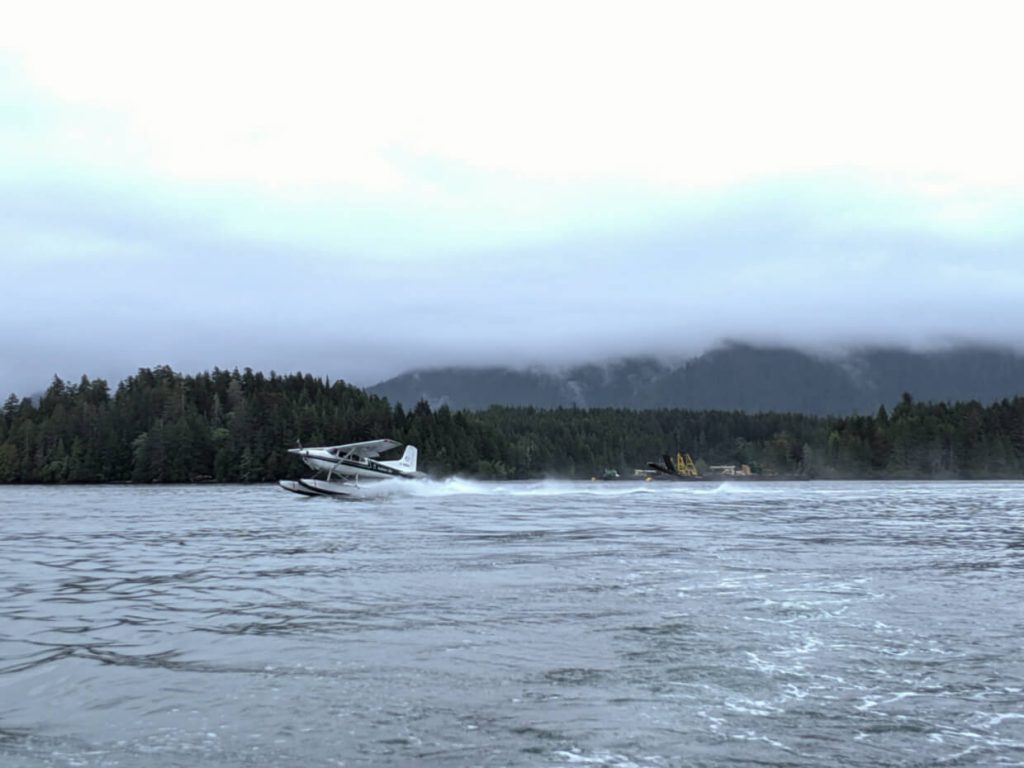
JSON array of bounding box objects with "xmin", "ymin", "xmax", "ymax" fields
[{"xmin": 368, "ymin": 345, "xmax": 1024, "ymax": 415}]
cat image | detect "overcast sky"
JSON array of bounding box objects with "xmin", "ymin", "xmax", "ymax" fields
[{"xmin": 3, "ymin": 1, "xmax": 1024, "ymax": 396}]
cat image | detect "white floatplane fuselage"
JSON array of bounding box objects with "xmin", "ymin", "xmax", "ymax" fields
[{"xmin": 287, "ymin": 439, "xmax": 422, "ymax": 484}]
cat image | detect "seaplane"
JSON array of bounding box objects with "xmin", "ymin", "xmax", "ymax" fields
[{"xmin": 279, "ymin": 438, "xmax": 424, "ymax": 498}]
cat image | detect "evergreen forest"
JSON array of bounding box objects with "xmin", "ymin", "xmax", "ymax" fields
[{"xmin": 2, "ymin": 366, "xmax": 1024, "ymax": 483}]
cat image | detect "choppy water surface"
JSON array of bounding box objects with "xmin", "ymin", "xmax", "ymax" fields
[{"xmin": 1, "ymin": 480, "xmax": 1023, "ymax": 767}]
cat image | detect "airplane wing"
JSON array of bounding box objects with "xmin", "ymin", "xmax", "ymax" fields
[{"xmin": 326, "ymin": 439, "xmax": 404, "ymax": 458}]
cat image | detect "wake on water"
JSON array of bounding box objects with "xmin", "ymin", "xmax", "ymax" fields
[{"xmin": 297, "ymin": 476, "xmax": 772, "ymax": 501}]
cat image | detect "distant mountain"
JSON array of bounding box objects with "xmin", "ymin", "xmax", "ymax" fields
[{"xmin": 368, "ymin": 345, "xmax": 1024, "ymax": 415}]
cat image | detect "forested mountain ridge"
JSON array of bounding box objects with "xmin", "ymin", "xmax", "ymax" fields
[
  {"xmin": 369, "ymin": 345, "xmax": 1024, "ymax": 415},
  {"xmin": 3, "ymin": 365, "xmax": 1024, "ymax": 483}
]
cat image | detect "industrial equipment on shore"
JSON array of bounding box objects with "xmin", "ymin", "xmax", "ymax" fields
[{"xmin": 646, "ymin": 452, "xmax": 700, "ymax": 478}]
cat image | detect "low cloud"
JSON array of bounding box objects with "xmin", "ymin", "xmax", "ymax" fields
[
  {"xmin": 2, "ymin": 174, "xmax": 1022, "ymax": 398},
  {"xmin": 3, "ymin": 7, "xmax": 1024, "ymax": 398}
]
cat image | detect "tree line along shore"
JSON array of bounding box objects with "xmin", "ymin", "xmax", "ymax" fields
[{"xmin": 2, "ymin": 366, "xmax": 1024, "ymax": 484}]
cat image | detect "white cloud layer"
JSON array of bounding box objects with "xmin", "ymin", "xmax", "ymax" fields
[{"xmin": 2, "ymin": 1, "xmax": 1024, "ymax": 395}]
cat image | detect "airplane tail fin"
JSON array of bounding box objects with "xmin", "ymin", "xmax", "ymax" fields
[
  {"xmin": 377, "ymin": 444, "xmax": 419, "ymax": 474},
  {"xmin": 399, "ymin": 445, "xmax": 418, "ymax": 472}
]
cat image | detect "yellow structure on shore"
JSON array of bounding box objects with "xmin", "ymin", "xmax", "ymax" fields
[
  {"xmin": 633, "ymin": 451, "xmax": 701, "ymax": 479},
  {"xmin": 672, "ymin": 452, "xmax": 699, "ymax": 477}
]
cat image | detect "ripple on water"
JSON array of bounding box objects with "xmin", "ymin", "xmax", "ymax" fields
[{"xmin": 1, "ymin": 481, "xmax": 1023, "ymax": 767}]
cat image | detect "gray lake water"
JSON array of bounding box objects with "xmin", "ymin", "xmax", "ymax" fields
[{"xmin": 1, "ymin": 480, "xmax": 1023, "ymax": 767}]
